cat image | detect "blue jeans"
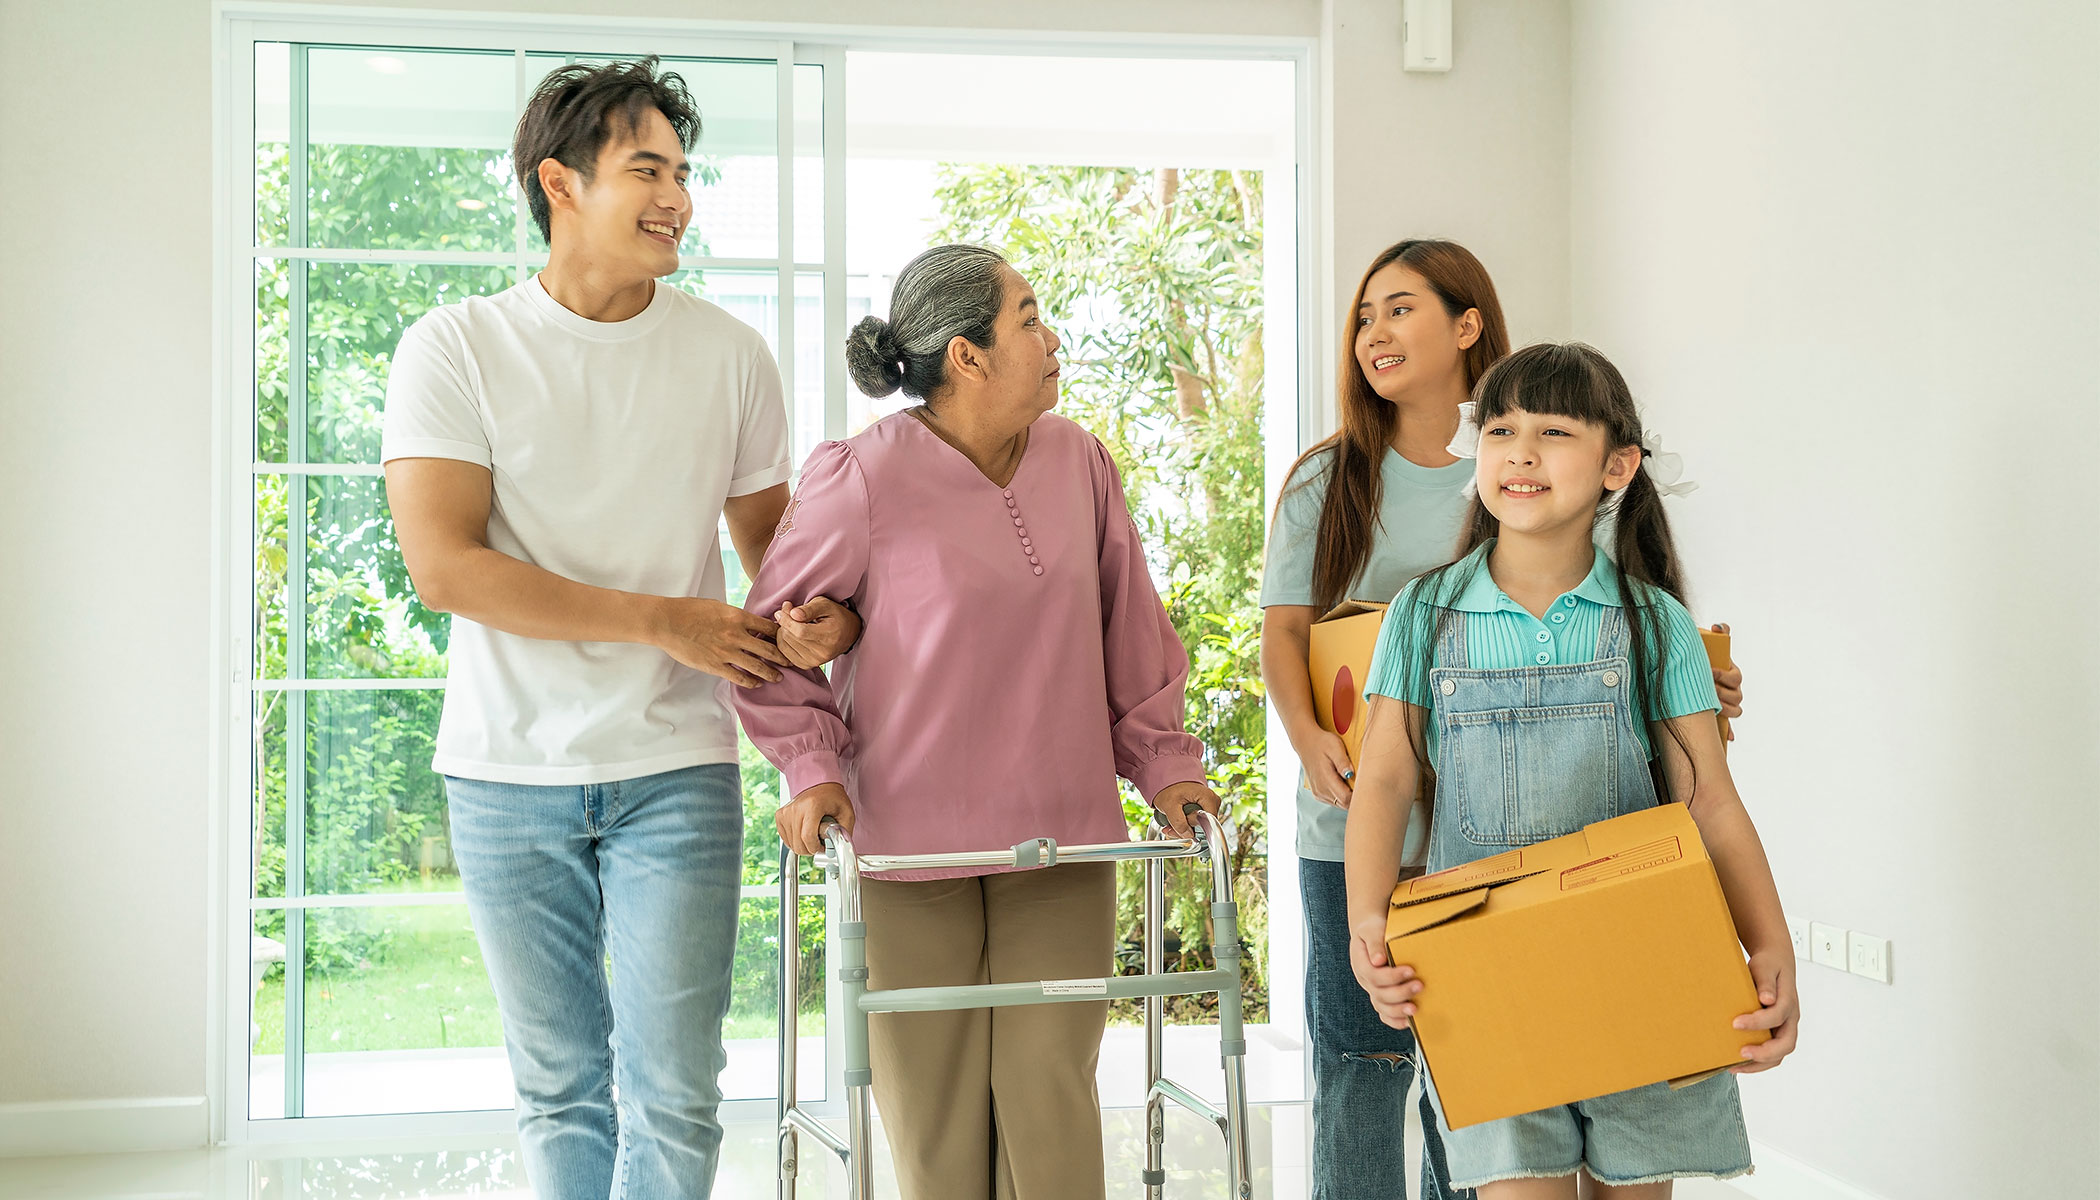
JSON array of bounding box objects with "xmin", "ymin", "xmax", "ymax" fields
[
  {"xmin": 446, "ymin": 763, "xmax": 743, "ymax": 1200},
  {"xmin": 1302, "ymin": 857, "xmax": 1470, "ymax": 1200}
]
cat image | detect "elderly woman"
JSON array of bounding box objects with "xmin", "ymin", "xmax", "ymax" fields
[{"xmin": 734, "ymin": 243, "xmax": 1221, "ymax": 1200}]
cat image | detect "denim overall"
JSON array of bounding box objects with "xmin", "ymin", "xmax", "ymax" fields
[{"xmin": 1418, "ymin": 604, "xmax": 1753, "ymax": 1189}]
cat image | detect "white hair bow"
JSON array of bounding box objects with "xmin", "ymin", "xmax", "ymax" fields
[
  {"xmin": 1445, "ymin": 401, "xmax": 1481, "ymax": 461},
  {"xmin": 1640, "ymin": 431, "xmax": 1700, "ymax": 498}
]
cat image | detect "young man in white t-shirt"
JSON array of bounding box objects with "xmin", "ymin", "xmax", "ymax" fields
[{"xmin": 381, "ymin": 58, "xmax": 855, "ymax": 1199}]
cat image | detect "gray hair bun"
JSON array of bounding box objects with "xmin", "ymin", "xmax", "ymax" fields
[{"xmin": 846, "ymin": 316, "xmax": 906, "ymax": 398}]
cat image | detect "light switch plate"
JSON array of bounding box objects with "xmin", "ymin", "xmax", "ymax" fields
[
  {"xmin": 1787, "ymin": 917, "xmax": 1810, "ymax": 959},
  {"xmin": 1810, "ymin": 921, "xmax": 1847, "ymax": 970},
  {"xmin": 1847, "ymin": 931, "xmax": 1892, "ymax": 983}
]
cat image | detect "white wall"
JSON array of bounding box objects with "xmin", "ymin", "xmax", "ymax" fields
[
  {"xmin": 0, "ymin": 0, "xmax": 218, "ymax": 1128},
  {"xmin": 1568, "ymin": 3, "xmax": 2100, "ymax": 1196},
  {"xmin": 1319, "ymin": 0, "xmax": 1572, "ymax": 430},
  {"xmin": 0, "ymin": 0, "xmax": 1580, "ymax": 1152}
]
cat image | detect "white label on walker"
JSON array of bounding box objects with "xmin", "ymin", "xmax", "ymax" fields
[{"xmin": 1040, "ymin": 978, "xmax": 1108, "ymax": 996}]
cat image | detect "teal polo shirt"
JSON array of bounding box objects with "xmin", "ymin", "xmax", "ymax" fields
[{"xmin": 1364, "ymin": 540, "xmax": 1719, "ymax": 760}]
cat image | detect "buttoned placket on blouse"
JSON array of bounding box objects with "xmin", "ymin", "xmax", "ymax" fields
[{"xmin": 1005, "ymin": 486, "xmax": 1044, "ymax": 577}]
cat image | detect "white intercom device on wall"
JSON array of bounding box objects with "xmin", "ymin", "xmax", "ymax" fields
[{"xmin": 1403, "ymin": 0, "xmax": 1454, "ymax": 72}]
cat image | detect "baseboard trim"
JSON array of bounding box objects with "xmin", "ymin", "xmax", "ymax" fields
[
  {"xmin": 0, "ymin": 1097, "xmax": 208, "ymax": 1158},
  {"xmin": 1739, "ymin": 1138, "xmax": 1887, "ymax": 1200}
]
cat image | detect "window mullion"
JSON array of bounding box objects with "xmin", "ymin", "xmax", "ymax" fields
[
  {"xmin": 821, "ymin": 46, "xmax": 847, "ymax": 443},
  {"xmin": 282, "ymin": 39, "xmax": 310, "ymax": 1123},
  {"xmin": 774, "ymin": 41, "xmax": 795, "ymax": 450},
  {"xmin": 514, "ymin": 48, "xmax": 529, "ymax": 285}
]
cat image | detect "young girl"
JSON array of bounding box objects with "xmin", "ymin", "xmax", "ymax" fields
[{"xmin": 1343, "ymin": 343, "xmax": 1799, "ymax": 1198}]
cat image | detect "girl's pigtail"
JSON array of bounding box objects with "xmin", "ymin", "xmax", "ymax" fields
[{"xmin": 1609, "ymin": 458, "xmax": 1699, "ymax": 801}]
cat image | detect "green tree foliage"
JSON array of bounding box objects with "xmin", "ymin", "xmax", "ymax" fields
[{"xmin": 934, "ymin": 164, "xmax": 1271, "ymax": 1020}]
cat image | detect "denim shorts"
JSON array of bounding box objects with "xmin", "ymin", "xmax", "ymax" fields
[{"xmin": 1427, "ymin": 1068, "xmax": 1754, "ymax": 1189}]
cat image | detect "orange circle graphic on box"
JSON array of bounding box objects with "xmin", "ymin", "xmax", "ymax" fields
[{"xmin": 1333, "ymin": 666, "xmax": 1356, "ymax": 735}]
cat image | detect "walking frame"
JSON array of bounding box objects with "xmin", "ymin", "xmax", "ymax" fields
[{"xmin": 776, "ymin": 807, "xmax": 1254, "ymax": 1199}]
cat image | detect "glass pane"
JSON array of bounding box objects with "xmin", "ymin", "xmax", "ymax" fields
[
  {"xmin": 676, "ymin": 57, "xmax": 779, "ymax": 262},
  {"xmin": 304, "ymin": 689, "xmax": 450, "ymax": 897},
  {"xmin": 739, "ymin": 740, "xmax": 782, "ymax": 886},
  {"xmin": 305, "ymin": 260, "xmax": 514, "ymax": 464},
  {"xmin": 250, "ymin": 690, "xmax": 288, "ymax": 901},
  {"xmin": 255, "ymin": 42, "xmax": 291, "ymax": 247},
  {"xmin": 247, "ymin": 912, "xmax": 288, "ymax": 1118},
  {"xmin": 794, "ymin": 62, "xmax": 824, "ymax": 265},
  {"xmin": 253, "ymin": 475, "xmax": 289, "ymax": 682},
  {"xmin": 303, "ymin": 47, "xmax": 517, "ymax": 252},
  {"xmin": 255, "ymin": 258, "xmax": 291, "ymax": 462},
  {"xmin": 793, "ymin": 271, "xmax": 826, "ymax": 463},
  {"xmin": 303, "ymin": 474, "xmax": 449, "ymax": 679},
  {"xmin": 297, "ymin": 905, "xmax": 511, "ymax": 1117},
  {"xmin": 724, "ymin": 893, "xmax": 827, "ymax": 1102}
]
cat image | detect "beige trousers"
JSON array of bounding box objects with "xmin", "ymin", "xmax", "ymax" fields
[{"xmin": 861, "ymin": 861, "xmax": 1117, "ymax": 1200}]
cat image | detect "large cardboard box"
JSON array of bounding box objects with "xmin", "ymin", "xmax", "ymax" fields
[
  {"xmin": 1307, "ymin": 600, "xmax": 1388, "ymax": 767},
  {"xmin": 1384, "ymin": 803, "xmax": 1766, "ymax": 1129}
]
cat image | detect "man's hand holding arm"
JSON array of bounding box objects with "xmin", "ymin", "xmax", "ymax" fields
[{"xmin": 385, "ymin": 457, "xmax": 787, "ymax": 686}]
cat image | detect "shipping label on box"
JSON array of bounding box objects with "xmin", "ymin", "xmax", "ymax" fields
[
  {"xmin": 1307, "ymin": 600, "xmax": 1388, "ymax": 767},
  {"xmin": 1384, "ymin": 803, "xmax": 1767, "ymax": 1129}
]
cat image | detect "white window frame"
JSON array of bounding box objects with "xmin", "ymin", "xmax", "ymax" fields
[{"xmin": 210, "ymin": 5, "xmax": 1321, "ymax": 1148}]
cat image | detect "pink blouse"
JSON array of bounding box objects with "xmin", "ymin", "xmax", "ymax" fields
[{"xmin": 734, "ymin": 411, "xmax": 1208, "ymax": 880}]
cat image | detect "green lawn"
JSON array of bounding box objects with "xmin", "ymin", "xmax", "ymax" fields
[{"xmin": 254, "ymin": 882, "xmax": 821, "ymax": 1055}]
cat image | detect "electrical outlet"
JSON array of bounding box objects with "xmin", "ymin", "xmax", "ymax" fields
[
  {"xmin": 1787, "ymin": 917, "xmax": 1810, "ymax": 959},
  {"xmin": 1810, "ymin": 921, "xmax": 1847, "ymax": 970},
  {"xmin": 1848, "ymin": 931, "xmax": 1892, "ymax": 983}
]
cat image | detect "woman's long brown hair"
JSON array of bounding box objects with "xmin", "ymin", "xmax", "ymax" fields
[{"xmin": 1279, "ymin": 239, "xmax": 1511, "ymax": 611}]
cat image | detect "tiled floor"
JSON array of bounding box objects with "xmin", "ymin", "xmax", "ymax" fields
[{"xmin": 0, "ymin": 1107, "xmax": 1754, "ymax": 1199}]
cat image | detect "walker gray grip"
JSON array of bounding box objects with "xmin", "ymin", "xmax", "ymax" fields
[{"xmin": 1011, "ymin": 837, "xmax": 1058, "ymax": 868}]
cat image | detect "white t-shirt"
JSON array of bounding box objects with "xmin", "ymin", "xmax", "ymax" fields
[{"xmin": 381, "ymin": 277, "xmax": 792, "ymax": 785}]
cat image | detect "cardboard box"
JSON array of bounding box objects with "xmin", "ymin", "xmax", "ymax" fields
[
  {"xmin": 1307, "ymin": 600, "xmax": 1388, "ymax": 767},
  {"xmin": 1383, "ymin": 803, "xmax": 1766, "ymax": 1129},
  {"xmin": 1700, "ymin": 627, "xmax": 1733, "ymax": 743}
]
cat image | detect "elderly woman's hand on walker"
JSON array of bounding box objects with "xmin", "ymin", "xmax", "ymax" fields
[
  {"xmin": 777, "ymin": 782, "xmax": 855, "ymax": 856},
  {"xmin": 1150, "ymin": 779, "xmax": 1225, "ymax": 839}
]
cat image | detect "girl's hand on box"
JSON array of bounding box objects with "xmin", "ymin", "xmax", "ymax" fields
[
  {"xmin": 1297, "ymin": 728, "xmax": 1356, "ymax": 809},
  {"xmin": 1731, "ymin": 948, "xmax": 1800, "ymax": 1073},
  {"xmin": 1349, "ymin": 915, "xmax": 1423, "ymax": 1030},
  {"xmin": 1710, "ymin": 622, "xmax": 1743, "ymax": 735}
]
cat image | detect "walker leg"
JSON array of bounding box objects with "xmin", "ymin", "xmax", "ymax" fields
[
  {"xmin": 1213, "ymin": 886, "xmax": 1252, "ymax": 1200},
  {"xmin": 839, "ymin": 867, "xmax": 875, "ymax": 1200},
  {"xmin": 846, "ymin": 1082, "xmax": 876, "ymax": 1200},
  {"xmin": 778, "ymin": 845, "xmax": 801, "ymax": 1200},
  {"xmin": 1142, "ymin": 856, "xmax": 1167, "ymax": 1198}
]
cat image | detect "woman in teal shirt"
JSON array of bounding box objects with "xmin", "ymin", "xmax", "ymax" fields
[{"xmin": 1260, "ymin": 239, "xmax": 1509, "ymax": 1200}]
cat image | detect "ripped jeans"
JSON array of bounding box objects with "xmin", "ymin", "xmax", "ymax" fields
[{"xmin": 1301, "ymin": 857, "xmax": 1470, "ymax": 1200}]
